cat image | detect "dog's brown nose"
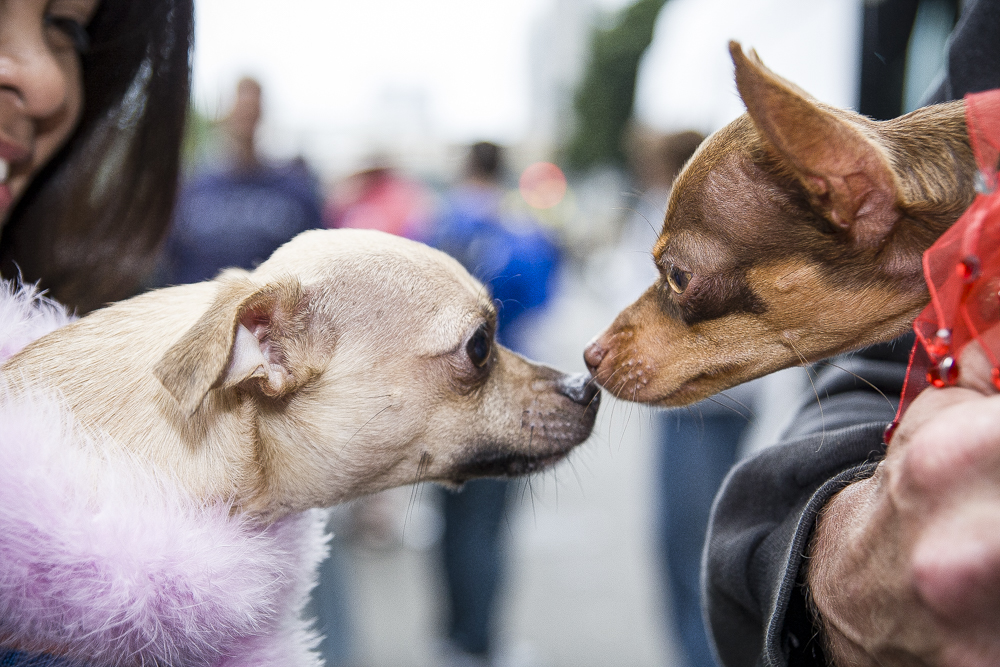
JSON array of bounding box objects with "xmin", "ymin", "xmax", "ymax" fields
[
  {"xmin": 556, "ymin": 372, "xmax": 600, "ymax": 409},
  {"xmin": 583, "ymin": 339, "xmax": 607, "ymax": 375}
]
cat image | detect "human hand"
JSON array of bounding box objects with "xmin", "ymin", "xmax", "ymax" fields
[{"xmin": 807, "ymin": 341, "xmax": 1000, "ymax": 666}]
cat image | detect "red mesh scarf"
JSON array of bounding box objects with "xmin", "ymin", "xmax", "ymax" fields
[{"xmin": 887, "ymin": 88, "xmax": 1000, "ymax": 443}]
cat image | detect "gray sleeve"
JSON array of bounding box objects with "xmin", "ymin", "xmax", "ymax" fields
[
  {"xmin": 704, "ymin": 341, "xmax": 910, "ymax": 667},
  {"xmin": 926, "ymin": 0, "xmax": 1000, "ymax": 104}
]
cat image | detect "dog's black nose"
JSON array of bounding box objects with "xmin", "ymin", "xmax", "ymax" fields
[{"xmin": 556, "ymin": 372, "xmax": 601, "ymax": 408}]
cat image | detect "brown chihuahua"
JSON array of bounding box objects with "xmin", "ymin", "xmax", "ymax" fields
[{"xmin": 585, "ymin": 41, "xmax": 978, "ymax": 406}]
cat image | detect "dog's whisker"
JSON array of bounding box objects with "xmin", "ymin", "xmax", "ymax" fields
[
  {"xmin": 615, "ymin": 203, "xmax": 661, "ymax": 239},
  {"xmin": 714, "ymin": 389, "xmax": 756, "ymax": 420},
  {"xmin": 788, "ymin": 339, "xmax": 827, "ymax": 450},
  {"xmin": 702, "ymin": 393, "xmax": 753, "ymax": 422},
  {"xmin": 403, "ymin": 451, "xmax": 431, "ymax": 542},
  {"xmin": 552, "ymin": 464, "xmax": 560, "ymax": 511},
  {"xmin": 604, "ymin": 368, "xmax": 625, "ymax": 393},
  {"xmin": 586, "ymin": 389, "xmax": 603, "ymax": 413},
  {"xmin": 490, "ymin": 273, "xmax": 524, "ymax": 294},
  {"xmin": 342, "ymin": 403, "xmax": 394, "ymax": 453},
  {"xmin": 620, "ymin": 386, "xmax": 639, "ymax": 450},
  {"xmin": 567, "ymin": 456, "xmax": 587, "ymax": 497},
  {"xmin": 604, "ymin": 394, "xmax": 620, "ymax": 449},
  {"xmin": 825, "ymin": 361, "xmax": 896, "ymax": 413},
  {"xmin": 404, "ymin": 485, "xmax": 419, "ymax": 543},
  {"xmin": 528, "ymin": 473, "xmax": 538, "ymax": 527},
  {"xmin": 519, "ymin": 474, "xmax": 531, "ymax": 503},
  {"xmin": 599, "ymin": 369, "xmax": 622, "ymax": 394}
]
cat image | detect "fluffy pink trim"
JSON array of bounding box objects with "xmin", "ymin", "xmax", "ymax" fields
[
  {"xmin": 0, "ymin": 281, "xmax": 329, "ymax": 666},
  {"xmin": 0, "ymin": 280, "xmax": 74, "ymax": 364}
]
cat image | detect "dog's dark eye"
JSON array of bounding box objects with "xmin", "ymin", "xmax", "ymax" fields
[
  {"xmin": 666, "ymin": 265, "xmax": 692, "ymax": 294},
  {"xmin": 466, "ymin": 325, "xmax": 492, "ymax": 368}
]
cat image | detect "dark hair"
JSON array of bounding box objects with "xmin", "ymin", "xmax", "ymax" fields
[
  {"xmin": 0, "ymin": 0, "xmax": 194, "ymax": 313},
  {"xmin": 466, "ymin": 141, "xmax": 503, "ymax": 181}
]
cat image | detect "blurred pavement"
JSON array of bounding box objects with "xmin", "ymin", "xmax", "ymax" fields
[{"xmin": 331, "ymin": 260, "xmax": 805, "ymax": 667}]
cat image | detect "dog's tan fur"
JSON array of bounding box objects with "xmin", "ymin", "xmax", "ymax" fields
[
  {"xmin": 2, "ymin": 229, "xmax": 598, "ymax": 523},
  {"xmin": 585, "ymin": 42, "xmax": 978, "ymax": 406}
]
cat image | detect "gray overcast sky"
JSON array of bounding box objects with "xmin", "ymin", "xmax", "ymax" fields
[{"xmin": 193, "ymin": 0, "xmax": 628, "ymax": 145}]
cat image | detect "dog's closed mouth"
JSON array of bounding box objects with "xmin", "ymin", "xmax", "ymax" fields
[
  {"xmin": 444, "ymin": 372, "xmax": 602, "ymax": 481},
  {"xmin": 600, "ymin": 362, "xmax": 713, "ymax": 405},
  {"xmin": 652, "ymin": 372, "xmax": 721, "ymax": 405},
  {"xmin": 450, "ymin": 447, "xmax": 572, "ymax": 481}
]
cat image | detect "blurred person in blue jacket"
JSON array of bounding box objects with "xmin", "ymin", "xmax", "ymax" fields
[
  {"xmin": 620, "ymin": 128, "xmax": 749, "ymax": 667},
  {"xmin": 160, "ymin": 77, "xmax": 322, "ymax": 285},
  {"xmin": 158, "ymin": 77, "xmax": 349, "ymax": 667},
  {"xmin": 433, "ymin": 141, "xmax": 561, "ymax": 665},
  {"xmin": 435, "ymin": 142, "xmax": 560, "ymax": 350}
]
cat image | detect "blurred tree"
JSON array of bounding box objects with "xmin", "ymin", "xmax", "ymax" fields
[
  {"xmin": 181, "ymin": 106, "xmax": 216, "ymax": 171},
  {"xmin": 564, "ymin": 0, "xmax": 667, "ymax": 170}
]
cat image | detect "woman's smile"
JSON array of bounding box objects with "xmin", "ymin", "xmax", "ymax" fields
[{"xmin": 0, "ymin": 0, "xmax": 98, "ymax": 224}]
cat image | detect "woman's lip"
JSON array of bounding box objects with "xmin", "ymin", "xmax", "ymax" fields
[
  {"xmin": 0, "ymin": 183, "xmax": 12, "ymax": 212},
  {"xmin": 0, "ymin": 137, "xmax": 30, "ymax": 164}
]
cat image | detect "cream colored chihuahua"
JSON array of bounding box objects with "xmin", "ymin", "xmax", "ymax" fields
[
  {"xmin": 2, "ymin": 228, "xmax": 599, "ymax": 522},
  {"xmin": 0, "ymin": 228, "xmax": 599, "ymax": 665}
]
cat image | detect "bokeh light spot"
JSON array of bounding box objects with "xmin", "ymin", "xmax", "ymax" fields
[{"xmin": 519, "ymin": 162, "xmax": 567, "ymax": 209}]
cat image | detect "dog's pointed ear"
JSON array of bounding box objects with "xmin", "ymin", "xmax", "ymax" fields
[
  {"xmin": 729, "ymin": 41, "xmax": 899, "ymax": 248},
  {"xmin": 154, "ymin": 275, "xmax": 310, "ymax": 416}
]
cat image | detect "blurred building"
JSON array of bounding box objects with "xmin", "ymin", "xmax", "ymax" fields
[
  {"xmin": 524, "ymin": 0, "xmax": 596, "ymax": 160},
  {"xmin": 634, "ymin": 0, "xmax": 863, "ymax": 136}
]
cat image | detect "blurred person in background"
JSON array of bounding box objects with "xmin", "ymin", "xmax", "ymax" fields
[
  {"xmin": 322, "ymin": 159, "xmax": 434, "ymax": 242},
  {"xmin": 432, "ymin": 141, "xmax": 561, "ymax": 666},
  {"xmin": 158, "ymin": 77, "xmax": 322, "ymax": 285},
  {"xmin": 626, "ymin": 129, "xmax": 758, "ymax": 667},
  {"xmin": 156, "ymin": 77, "xmax": 350, "ymax": 666}
]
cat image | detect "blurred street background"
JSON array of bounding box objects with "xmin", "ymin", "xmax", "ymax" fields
[{"xmin": 178, "ymin": 1, "xmax": 957, "ymax": 664}]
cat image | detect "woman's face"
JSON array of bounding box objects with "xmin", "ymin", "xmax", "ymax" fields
[{"xmin": 0, "ymin": 0, "xmax": 99, "ymax": 225}]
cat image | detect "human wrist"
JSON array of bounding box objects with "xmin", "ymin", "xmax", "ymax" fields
[
  {"xmin": 805, "ymin": 471, "xmax": 939, "ymax": 666},
  {"xmin": 806, "ymin": 475, "xmax": 882, "ymax": 666}
]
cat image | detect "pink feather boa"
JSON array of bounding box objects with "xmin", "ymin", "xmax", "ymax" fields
[{"xmin": 0, "ymin": 281, "xmax": 330, "ymax": 667}]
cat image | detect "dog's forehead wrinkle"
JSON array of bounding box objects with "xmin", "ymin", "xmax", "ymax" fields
[
  {"xmin": 666, "ymin": 233, "xmax": 731, "ymax": 273},
  {"xmin": 703, "ymin": 155, "xmax": 786, "ymax": 239},
  {"xmin": 291, "ymin": 256, "xmax": 487, "ymax": 355}
]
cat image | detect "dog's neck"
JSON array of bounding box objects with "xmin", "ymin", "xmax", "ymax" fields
[{"xmin": 880, "ymin": 100, "xmax": 977, "ymax": 255}]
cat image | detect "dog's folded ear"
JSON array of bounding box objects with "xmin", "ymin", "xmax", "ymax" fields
[
  {"xmin": 154, "ymin": 275, "xmax": 312, "ymax": 416},
  {"xmin": 729, "ymin": 41, "xmax": 899, "ymax": 248}
]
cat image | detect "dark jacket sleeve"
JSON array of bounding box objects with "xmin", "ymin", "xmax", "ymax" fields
[
  {"xmin": 704, "ymin": 338, "xmax": 911, "ymax": 667},
  {"xmin": 927, "ymin": 0, "xmax": 1000, "ymax": 104}
]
